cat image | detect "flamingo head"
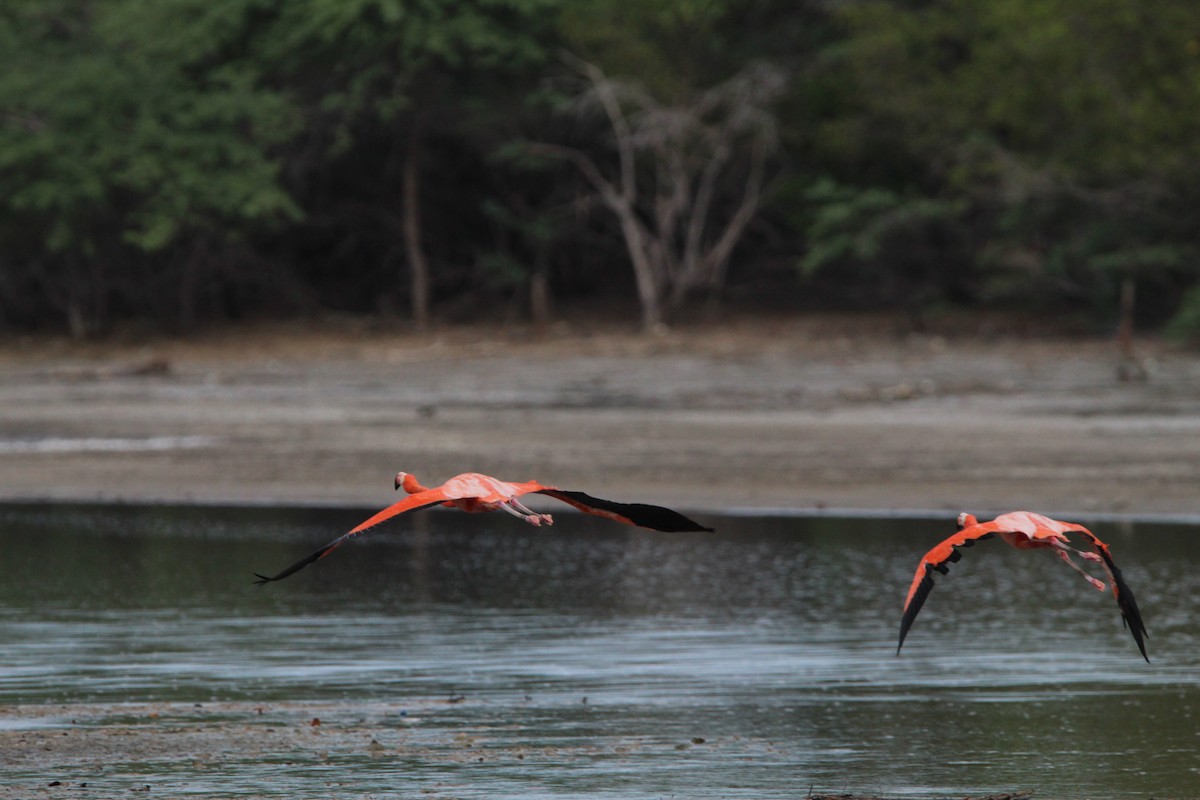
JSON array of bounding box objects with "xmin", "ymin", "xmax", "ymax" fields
[
  {"xmin": 956, "ymin": 512, "xmax": 978, "ymax": 530},
  {"xmin": 394, "ymin": 471, "xmax": 426, "ymax": 495}
]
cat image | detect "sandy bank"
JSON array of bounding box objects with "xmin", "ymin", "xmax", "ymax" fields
[{"xmin": 1, "ymin": 317, "xmax": 1198, "ymax": 520}]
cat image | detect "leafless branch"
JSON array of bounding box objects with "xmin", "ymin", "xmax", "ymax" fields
[{"xmin": 531, "ymin": 56, "xmax": 787, "ymax": 330}]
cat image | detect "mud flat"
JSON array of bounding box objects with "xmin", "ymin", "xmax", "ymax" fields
[
  {"xmin": 0, "ymin": 700, "xmax": 1037, "ymax": 799},
  {"xmin": 1, "ymin": 316, "xmax": 1197, "ymax": 518}
]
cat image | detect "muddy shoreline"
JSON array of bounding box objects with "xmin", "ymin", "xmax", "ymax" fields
[
  {"xmin": 2, "ymin": 317, "xmax": 1198, "ymax": 519},
  {"xmin": 0, "ymin": 700, "xmax": 1035, "ymax": 800}
]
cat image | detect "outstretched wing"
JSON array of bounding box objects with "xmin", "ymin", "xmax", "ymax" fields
[
  {"xmin": 1072, "ymin": 528, "xmax": 1149, "ymax": 662},
  {"xmin": 535, "ymin": 489, "xmax": 713, "ymax": 533},
  {"xmin": 898, "ymin": 521, "xmax": 999, "ymax": 654},
  {"xmin": 253, "ymin": 489, "xmax": 448, "ymax": 584}
]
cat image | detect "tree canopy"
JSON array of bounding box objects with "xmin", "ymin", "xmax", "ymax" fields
[{"xmin": 1, "ymin": 0, "xmax": 1198, "ymax": 336}]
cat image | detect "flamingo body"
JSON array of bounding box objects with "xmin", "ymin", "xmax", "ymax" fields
[
  {"xmin": 898, "ymin": 511, "xmax": 1148, "ymax": 661},
  {"xmin": 255, "ymin": 471, "xmax": 712, "ymax": 584}
]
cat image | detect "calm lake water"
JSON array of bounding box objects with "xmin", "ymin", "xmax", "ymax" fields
[{"xmin": 1, "ymin": 503, "xmax": 1198, "ymax": 798}]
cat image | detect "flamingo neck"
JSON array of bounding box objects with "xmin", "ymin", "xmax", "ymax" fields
[{"xmin": 398, "ymin": 472, "xmax": 429, "ymax": 495}]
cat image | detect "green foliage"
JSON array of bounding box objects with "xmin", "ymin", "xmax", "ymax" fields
[
  {"xmin": 833, "ymin": 0, "xmax": 1200, "ymax": 184},
  {"xmin": 3, "ymin": 0, "xmax": 1200, "ymax": 334},
  {"xmin": 800, "ymin": 180, "xmax": 907, "ymax": 275},
  {"xmin": 252, "ymin": 0, "xmax": 566, "ymax": 322},
  {"xmin": 798, "ymin": 178, "xmax": 970, "ymax": 310},
  {"xmin": 0, "ymin": 0, "xmax": 564, "ymax": 331},
  {"xmin": 0, "ymin": 0, "xmax": 310, "ymax": 332},
  {"xmin": 804, "ymin": 0, "xmax": 1200, "ymax": 325},
  {"xmin": 0, "ymin": 0, "xmax": 301, "ymax": 254},
  {"xmin": 1089, "ymin": 245, "xmax": 1189, "ymax": 277},
  {"xmin": 560, "ymin": 0, "xmax": 727, "ymax": 93},
  {"xmin": 559, "ymin": 0, "xmax": 822, "ymax": 98},
  {"xmin": 261, "ymin": 0, "xmax": 560, "ymax": 121}
]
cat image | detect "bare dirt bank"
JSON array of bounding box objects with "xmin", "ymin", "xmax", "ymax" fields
[{"xmin": 2, "ymin": 315, "xmax": 1198, "ymax": 520}]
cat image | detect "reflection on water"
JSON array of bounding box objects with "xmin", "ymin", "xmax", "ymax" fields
[{"xmin": 1, "ymin": 503, "xmax": 1198, "ymax": 798}]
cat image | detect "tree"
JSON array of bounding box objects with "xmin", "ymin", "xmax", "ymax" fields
[
  {"xmin": 0, "ymin": 0, "xmax": 301, "ymax": 334},
  {"xmin": 811, "ymin": 0, "xmax": 1200, "ymax": 329},
  {"xmin": 256, "ymin": 0, "xmax": 562, "ymax": 327},
  {"xmin": 530, "ymin": 56, "xmax": 785, "ymax": 330},
  {"xmin": 0, "ymin": 0, "xmax": 564, "ymax": 334}
]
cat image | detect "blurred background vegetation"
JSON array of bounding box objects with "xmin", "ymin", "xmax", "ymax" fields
[{"xmin": 2, "ymin": 0, "xmax": 1198, "ymax": 338}]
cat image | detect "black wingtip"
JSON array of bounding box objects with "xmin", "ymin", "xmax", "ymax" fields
[
  {"xmin": 896, "ymin": 620, "xmax": 912, "ymax": 657},
  {"xmin": 896, "ymin": 617, "xmax": 913, "ymax": 657},
  {"xmin": 897, "ymin": 614, "xmax": 912, "ymax": 657},
  {"xmin": 896, "ymin": 564, "xmax": 937, "ymax": 657},
  {"xmin": 1094, "ymin": 546, "xmax": 1150, "ymax": 662},
  {"xmin": 541, "ymin": 489, "xmax": 713, "ymax": 533}
]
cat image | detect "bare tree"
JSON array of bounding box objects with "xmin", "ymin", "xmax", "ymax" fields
[{"xmin": 530, "ymin": 56, "xmax": 785, "ymax": 332}]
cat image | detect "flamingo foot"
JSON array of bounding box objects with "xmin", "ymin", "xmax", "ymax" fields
[
  {"xmin": 503, "ymin": 500, "xmax": 553, "ymax": 527},
  {"xmin": 505, "ymin": 498, "xmax": 553, "ymax": 527},
  {"xmin": 1054, "ymin": 546, "xmax": 1107, "ymax": 592}
]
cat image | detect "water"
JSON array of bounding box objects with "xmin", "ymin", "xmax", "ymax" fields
[{"xmin": 1, "ymin": 503, "xmax": 1198, "ymax": 798}]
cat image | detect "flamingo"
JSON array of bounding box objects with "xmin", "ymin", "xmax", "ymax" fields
[
  {"xmin": 255, "ymin": 471, "xmax": 713, "ymax": 584},
  {"xmin": 897, "ymin": 511, "xmax": 1148, "ymax": 661}
]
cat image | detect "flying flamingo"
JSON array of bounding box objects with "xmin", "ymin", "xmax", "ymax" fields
[
  {"xmin": 897, "ymin": 511, "xmax": 1148, "ymax": 661},
  {"xmin": 255, "ymin": 471, "xmax": 713, "ymax": 584}
]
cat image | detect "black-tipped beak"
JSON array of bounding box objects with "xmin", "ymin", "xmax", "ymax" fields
[{"xmin": 394, "ymin": 476, "xmax": 402, "ymax": 490}]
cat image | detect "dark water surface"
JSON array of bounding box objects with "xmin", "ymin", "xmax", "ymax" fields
[{"xmin": 1, "ymin": 503, "xmax": 1198, "ymax": 797}]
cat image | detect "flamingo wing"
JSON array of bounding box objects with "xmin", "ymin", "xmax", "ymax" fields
[
  {"xmin": 253, "ymin": 488, "xmax": 449, "ymax": 584},
  {"xmin": 1071, "ymin": 528, "xmax": 1149, "ymax": 662},
  {"xmin": 535, "ymin": 489, "xmax": 713, "ymax": 533},
  {"xmin": 897, "ymin": 521, "xmax": 1000, "ymax": 654}
]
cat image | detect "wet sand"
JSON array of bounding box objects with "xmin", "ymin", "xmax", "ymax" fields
[
  {"xmin": 0, "ymin": 699, "xmax": 1033, "ymax": 799},
  {"xmin": 1, "ymin": 316, "xmax": 1198, "ymax": 518}
]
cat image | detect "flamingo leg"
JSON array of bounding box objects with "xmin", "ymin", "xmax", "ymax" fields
[
  {"xmin": 1058, "ymin": 541, "xmax": 1103, "ymax": 563},
  {"xmin": 1052, "ymin": 543, "xmax": 1106, "ymax": 592},
  {"xmin": 508, "ymin": 497, "xmax": 553, "ymax": 526},
  {"xmin": 499, "ymin": 500, "xmax": 553, "ymax": 527}
]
